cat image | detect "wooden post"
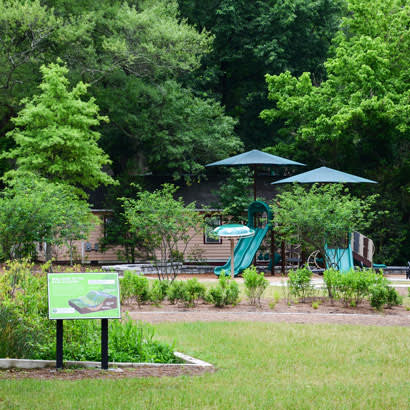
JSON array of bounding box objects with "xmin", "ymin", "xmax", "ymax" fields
[
  {"xmin": 281, "ymin": 240, "xmax": 286, "ymax": 274},
  {"xmin": 270, "ymin": 228, "xmax": 275, "ymax": 276}
]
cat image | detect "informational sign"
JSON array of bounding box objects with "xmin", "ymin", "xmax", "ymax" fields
[{"xmin": 48, "ymin": 272, "xmax": 121, "ymax": 320}]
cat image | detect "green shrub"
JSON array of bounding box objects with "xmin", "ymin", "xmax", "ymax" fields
[
  {"xmin": 243, "ymin": 266, "xmax": 269, "ymax": 306},
  {"xmin": 288, "ymin": 266, "xmax": 312, "ymax": 303},
  {"xmin": 324, "ymin": 268, "xmax": 388, "ymax": 307},
  {"xmin": 150, "ymin": 279, "xmax": 169, "ymax": 305},
  {"xmin": 0, "ymin": 261, "xmax": 177, "ymax": 363},
  {"xmin": 0, "ymin": 303, "xmax": 42, "ymax": 358},
  {"xmin": 323, "ymin": 268, "xmax": 340, "ymax": 302},
  {"xmin": 206, "ymin": 273, "xmax": 240, "ymax": 307},
  {"xmin": 166, "ymin": 280, "xmax": 186, "ymax": 304},
  {"xmin": 182, "ymin": 278, "xmax": 206, "ymax": 307},
  {"xmin": 119, "ymin": 271, "xmax": 134, "ymax": 303},
  {"xmin": 386, "ymin": 286, "xmax": 402, "ymax": 308},
  {"xmin": 369, "ymin": 283, "xmax": 389, "ymax": 311},
  {"xmin": 120, "ymin": 272, "xmax": 150, "ymax": 307}
]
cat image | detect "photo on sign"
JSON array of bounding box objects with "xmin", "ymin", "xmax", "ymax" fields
[{"xmin": 68, "ymin": 290, "xmax": 118, "ymax": 314}]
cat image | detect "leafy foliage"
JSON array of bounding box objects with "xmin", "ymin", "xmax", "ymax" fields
[
  {"xmin": 120, "ymin": 271, "xmax": 150, "ymax": 307},
  {"xmin": 242, "ymin": 266, "xmax": 269, "ymax": 306},
  {"xmin": 323, "ymin": 268, "xmax": 401, "ymax": 310},
  {"xmin": 0, "ymin": 260, "xmax": 177, "ymax": 362},
  {"xmin": 288, "ymin": 266, "xmax": 313, "ymax": 303},
  {"xmin": 0, "ymin": 175, "xmax": 96, "ymax": 261},
  {"xmin": 215, "ymin": 168, "xmax": 253, "ymax": 223},
  {"xmin": 270, "ymin": 184, "xmax": 376, "ymax": 267},
  {"xmin": 178, "ymin": 0, "xmax": 345, "ymax": 148},
  {"xmin": 262, "ymin": 0, "xmax": 410, "ymax": 263},
  {"xmin": 123, "ymin": 184, "xmax": 204, "ymax": 281},
  {"xmin": 206, "ymin": 273, "xmax": 240, "ymax": 307},
  {"xmin": 3, "ymin": 61, "xmax": 115, "ymax": 195}
]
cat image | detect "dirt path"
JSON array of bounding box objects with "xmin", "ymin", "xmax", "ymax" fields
[{"xmin": 128, "ymin": 310, "xmax": 409, "ymax": 327}]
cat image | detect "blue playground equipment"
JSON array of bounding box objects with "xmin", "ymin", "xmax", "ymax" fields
[
  {"xmin": 324, "ymin": 239, "xmax": 354, "ymax": 273},
  {"xmin": 214, "ymin": 201, "xmax": 272, "ymax": 276}
]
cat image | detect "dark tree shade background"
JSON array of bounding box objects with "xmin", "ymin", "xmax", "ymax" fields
[{"xmin": 0, "ymin": 0, "xmax": 408, "ymax": 264}]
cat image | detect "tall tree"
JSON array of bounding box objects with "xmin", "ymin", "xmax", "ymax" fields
[
  {"xmin": 0, "ymin": 0, "xmax": 241, "ymax": 182},
  {"xmin": 3, "ymin": 61, "xmax": 115, "ymax": 195},
  {"xmin": 177, "ymin": 0, "xmax": 345, "ymax": 148},
  {"xmin": 261, "ymin": 0, "xmax": 410, "ymax": 263}
]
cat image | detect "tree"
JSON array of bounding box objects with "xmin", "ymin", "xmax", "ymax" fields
[
  {"xmin": 0, "ymin": 174, "xmax": 96, "ymax": 261},
  {"xmin": 122, "ymin": 184, "xmax": 204, "ymax": 281},
  {"xmin": 270, "ymin": 184, "xmax": 377, "ymax": 268},
  {"xmin": 1, "ymin": 1, "xmax": 238, "ymax": 183},
  {"xmin": 177, "ymin": 0, "xmax": 345, "ymax": 148},
  {"xmin": 214, "ymin": 168, "xmax": 253, "ymax": 223},
  {"xmin": 3, "ymin": 61, "xmax": 115, "ymax": 195},
  {"xmin": 261, "ymin": 0, "xmax": 410, "ymax": 263},
  {"xmin": 96, "ymin": 78, "xmax": 241, "ymax": 180}
]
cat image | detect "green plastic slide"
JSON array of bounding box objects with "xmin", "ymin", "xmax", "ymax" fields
[
  {"xmin": 214, "ymin": 200, "xmax": 272, "ymax": 277},
  {"xmin": 215, "ymin": 225, "xmax": 270, "ymax": 276}
]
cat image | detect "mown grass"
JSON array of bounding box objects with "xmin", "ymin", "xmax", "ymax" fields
[{"xmin": 0, "ymin": 322, "xmax": 409, "ymax": 409}]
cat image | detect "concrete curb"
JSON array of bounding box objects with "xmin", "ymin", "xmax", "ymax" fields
[{"xmin": 0, "ymin": 352, "xmax": 213, "ymax": 370}]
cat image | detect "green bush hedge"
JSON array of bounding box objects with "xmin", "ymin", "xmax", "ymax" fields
[{"xmin": 323, "ymin": 268, "xmax": 402, "ymax": 310}]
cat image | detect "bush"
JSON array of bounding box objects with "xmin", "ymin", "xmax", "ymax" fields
[
  {"xmin": 150, "ymin": 280, "xmax": 169, "ymax": 305},
  {"xmin": 120, "ymin": 272, "xmax": 150, "ymax": 307},
  {"xmin": 323, "ymin": 268, "xmax": 390, "ymax": 307},
  {"xmin": 288, "ymin": 266, "xmax": 312, "ymax": 303},
  {"xmin": 206, "ymin": 273, "xmax": 240, "ymax": 307},
  {"xmin": 167, "ymin": 280, "xmax": 186, "ymax": 304},
  {"xmin": 386, "ymin": 286, "xmax": 402, "ymax": 308},
  {"xmin": 0, "ymin": 303, "xmax": 42, "ymax": 358},
  {"xmin": 182, "ymin": 278, "xmax": 206, "ymax": 307},
  {"xmin": 242, "ymin": 266, "xmax": 269, "ymax": 306},
  {"xmin": 323, "ymin": 268, "xmax": 340, "ymax": 303},
  {"xmin": 369, "ymin": 283, "xmax": 389, "ymax": 311},
  {"xmin": 0, "ymin": 260, "xmax": 177, "ymax": 363}
]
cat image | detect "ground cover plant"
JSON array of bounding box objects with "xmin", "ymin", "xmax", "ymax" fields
[
  {"xmin": 0, "ymin": 322, "xmax": 409, "ymax": 409},
  {"xmin": 0, "ymin": 261, "xmax": 177, "ymax": 363}
]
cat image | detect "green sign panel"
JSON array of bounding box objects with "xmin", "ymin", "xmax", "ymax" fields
[{"xmin": 48, "ymin": 272, "xmax": 121, "ymax": 320}]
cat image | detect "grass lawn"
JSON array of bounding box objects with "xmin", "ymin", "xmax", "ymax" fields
[{"xmin": 0, "ymin": 322, "xmax": 409, "ymax": 409}]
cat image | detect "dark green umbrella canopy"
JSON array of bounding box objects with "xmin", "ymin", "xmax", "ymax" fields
[
  {"xmin": 272, "ymin": 166, "xmax": 377, "ymax": 184},
  {"xmin": 206, "ymin": 149, "xmax": 305, "ymax": 167},
  {"xmin": 206, "ymin": 149, "xmax": 305, "ymax": 199}
]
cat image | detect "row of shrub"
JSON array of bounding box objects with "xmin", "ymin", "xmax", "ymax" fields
[
  {"xmin": 120, "ymin": 271, "xmax": 240, "ymax": 307},
  {"xmin": 121, "ymin": 266, "xmax": 270, "ymax": 308},
  {"xmin": 287, "ymin": 265, "xmax": 403, "ymax": 310},
  {"xmin": 0, "ymin": 260, "xmax": 177, "ymax": 362}
]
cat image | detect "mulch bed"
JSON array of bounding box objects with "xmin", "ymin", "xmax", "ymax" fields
[
  {"xmin": 125, "ymin": 297, "xmax": 410, "ymax": 327},
  {"xmin": 0, "ymin": 365, "xmax": 214, "ymax": 380}
]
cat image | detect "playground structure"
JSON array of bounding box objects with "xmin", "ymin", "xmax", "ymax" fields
[
  {"xmin": 214, "ymin": 201, "xmax": 272, "ymax": 276},
  {"xmin": 215, "ymin": 202, "xmax": 381, "ymax": 276}
]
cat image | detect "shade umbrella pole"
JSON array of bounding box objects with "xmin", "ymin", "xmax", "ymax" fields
[{"xmin": 253, "ymin": 165, "xmax": 257, "ymax": 201}]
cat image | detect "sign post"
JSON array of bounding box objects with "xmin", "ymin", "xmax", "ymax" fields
[{"xmin": 48, "ymin": 272, "xmax": 121, "ymax": 370}]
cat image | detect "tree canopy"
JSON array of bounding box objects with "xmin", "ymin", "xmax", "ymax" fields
[
  {"xmin": 261, "ymin": 0, "xmax": 410, "ymax": 263},
  {"xmin": 3, "ymin": 61, "xmax": 115, "ymax": 194}
]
